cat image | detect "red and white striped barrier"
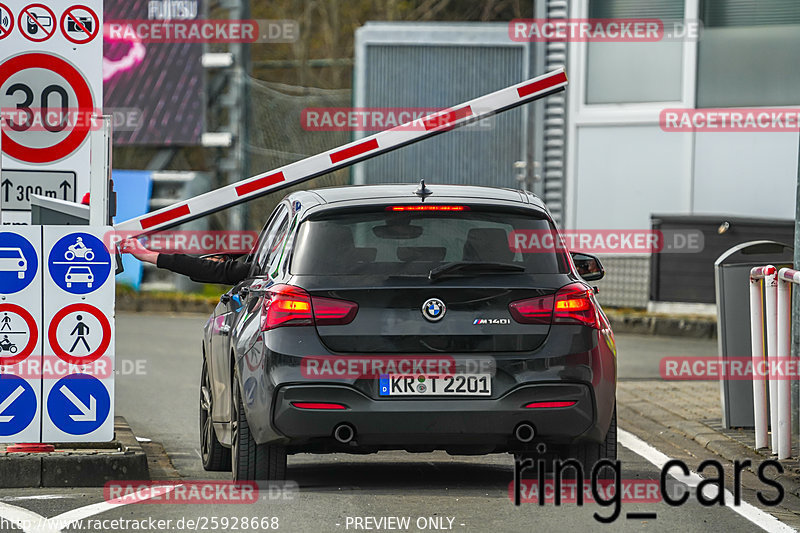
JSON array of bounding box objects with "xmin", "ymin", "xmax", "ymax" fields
[{"xmin": 113, "ymin": 68, "xmax": 568, "ymax": 236}]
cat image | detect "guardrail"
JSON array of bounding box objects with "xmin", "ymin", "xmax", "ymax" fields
[{"xmin": 749, "ymin": 265, "xmax": 796, "ymax": 459}]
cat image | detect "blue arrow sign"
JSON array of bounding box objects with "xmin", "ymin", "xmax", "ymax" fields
[
  {"xmin": 47, "ymin": 374, "xmax": 110, "ymax": 435},
  {"xmin": 0, "ymin": 374, "xmax": 37, "ymax": 436},
  {"xmin": 0, "ymin": 232, "xmax": 38, "ymax": 294},
  {"xmin": 48, "ymin": 232, "xmax": 111, "ymax": 294}
]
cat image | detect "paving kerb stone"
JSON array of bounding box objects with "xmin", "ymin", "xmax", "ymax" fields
[{"xmin": 0, "ymin": 416, "xmax": 149, "ymax": 488}]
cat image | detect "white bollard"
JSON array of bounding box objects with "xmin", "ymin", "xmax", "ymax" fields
[
  {"xmin": 764, "ymin": 267, "xmax": 779, "ymax": 454},
  {"xmin": 749, "ymin": 267, "xmax": 770, "ymax": 450},
  {"xmin": 776, "ymin": 269, "xmax": 792, "ymax": 459}
]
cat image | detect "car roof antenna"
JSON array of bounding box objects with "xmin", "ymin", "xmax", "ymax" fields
[{"xmin": 414, "ymin": 179, "xmax": 432, "ymax": 201}]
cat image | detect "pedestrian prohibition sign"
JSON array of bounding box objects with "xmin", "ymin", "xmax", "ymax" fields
[
  {"xmin": 0, "ymin": 53, "xmax": 95, "ymax": 164},
  {"xmin": 0, "ymin": 374, "xmax": 36, "ymax": 437},
  {"xmin": 47, "ymin": 373, "xmax": 109, "ymax": 435},
  {"xmin": 48, "ymin": 303, "xmax": 110, "ymax": 365}
]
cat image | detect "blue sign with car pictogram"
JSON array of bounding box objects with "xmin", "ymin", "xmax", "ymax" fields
[
  {"xmin": 48, "ymin": 232, "xmax": 110, "ymax": 294},
  {"xmin": 0, "ymin": 232, "xmax": 38, "ymax": 294}
]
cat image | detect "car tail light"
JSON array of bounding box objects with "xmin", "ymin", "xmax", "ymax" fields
[
  {"xmin": 291, "ymin": 402, "xmax": 348, "ymax": 410},
  {"xmin": 508, "ymin": 295, "xmax": 554, "ymax": 324},
  {"xmin": 553, "ymin": 283, "xmax": 600, "ymax": 329},
  {"xmin": 262, "ymin": 284, "xmax": 358, "ymax": 330},
  {"xmin": 524, "ymin": 401, "xmax": 576, "ymax": 409},
  {"xmin": 312, "ymin": 296, "xmax": 358, "ymax": 326},
  {"xmin": 508, "ymin": 282, "xmax": 600, "ymax": 329}
]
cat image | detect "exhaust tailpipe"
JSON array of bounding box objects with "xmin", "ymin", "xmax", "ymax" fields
[
  {"xmin": 515, "ymin": 423, "xmax": 535, "ymax": 443},
  {"xmin": 334, "ymin": 423, "xmax": 356, "ymax": 444}
]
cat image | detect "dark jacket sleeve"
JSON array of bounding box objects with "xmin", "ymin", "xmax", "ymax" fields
[{"xmin": 156, "ymin": 254, "xmax": 251, "ymax": 285}]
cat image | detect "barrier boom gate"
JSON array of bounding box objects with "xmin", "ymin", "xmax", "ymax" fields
[{"xmin": 114, "ymin": 68, "xmax": 568, "ymax": 236}]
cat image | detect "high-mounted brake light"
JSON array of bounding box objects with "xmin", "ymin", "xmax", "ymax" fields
[
  {"xmin": 291, "ymin": 402, "xmax": 348, "ymax": 410},
  {"xmin": 524, "ymin": 401, "xmax": 576, "ymax": 409},
  {"xmin": 508, "ymin": 283, "xmax": 600, "ymax": 329},
  {"xmin": 262, "ymin": 285, "xmax": 358, "ymax": 331},
  {"xmin": 386, "ymin": 205, "xmax": 469, "ymax": 212}
]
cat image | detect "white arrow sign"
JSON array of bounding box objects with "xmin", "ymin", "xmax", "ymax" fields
[
  {"xmin": 59, "ymin": 385, "xmax": 96, "ymax": 422},
  {"xmin": 0, "ymin": 386, "xmax": 24, "ymax": 423}
]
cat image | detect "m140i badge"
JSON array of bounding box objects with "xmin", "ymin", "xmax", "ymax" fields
[
  {"xmin": 422, "ymin": 298, "xmax": 446, "ymax": 322},
  {"xmin": 473, "ymin": 318, "xmax": 511, "ymax": 325}
]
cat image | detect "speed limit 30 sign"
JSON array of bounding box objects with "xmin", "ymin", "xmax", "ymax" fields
[{"xmin": 0, "ymin": 0, "xmax": 102, "ymax": 224}]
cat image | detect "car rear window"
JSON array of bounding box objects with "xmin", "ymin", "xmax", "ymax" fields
[{"xmin": 290, "ymin": 208, "xmax": 569, "ymax": 276}]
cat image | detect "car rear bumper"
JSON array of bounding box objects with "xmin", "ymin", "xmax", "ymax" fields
[{"xmin": 272, "ymin": 382, "xmax": 597, "ymax": 451}]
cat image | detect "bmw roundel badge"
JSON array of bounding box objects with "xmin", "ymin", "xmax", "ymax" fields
[{"xmin": 422, "ymin": 297, "xmax": 446, "ymax": 322}]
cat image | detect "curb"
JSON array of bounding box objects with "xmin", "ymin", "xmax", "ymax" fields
[{"xmin": 0, "ymin": 416, "xmax": 150, "ymax": 488}]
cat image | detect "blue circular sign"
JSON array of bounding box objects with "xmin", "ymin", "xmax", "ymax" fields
[
  {"xmin": 48, "ymin": 233, "xmax": 111, "ymax": 294},
  {"xmin": 47, "ymin": 374, "xmax": 110, "ymax": 435},
  {"xmin": 0, "ymin": 232, "xmax": 38, "ymax": 295},
  {"xmin": 0, "ymin": 374, "xmax": 37, "ymax": 436}
]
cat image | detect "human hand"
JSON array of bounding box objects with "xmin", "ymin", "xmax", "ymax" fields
[{"xmin": 120, "ymin": 237, "xmax": 159, "ymax": 265}]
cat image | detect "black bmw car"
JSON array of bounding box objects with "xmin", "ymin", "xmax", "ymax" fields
[{"xmin": 199, "ymin": 183, "xmax": 617, "ymax": 481}]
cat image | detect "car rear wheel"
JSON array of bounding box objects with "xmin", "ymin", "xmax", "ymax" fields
[
  {"xmin": 514, "ymin": 405, "xmax": 617, "ymax": 478},
  {"xmin": 231, "ymin": 369, "xmax": 287, "ymax": 481},
  {"xmin": 200, "ymin": 357, "xmax": 231, "ymax": 471}
]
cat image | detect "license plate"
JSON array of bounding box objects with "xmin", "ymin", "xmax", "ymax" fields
[{"xmin": 379, "ymin": 374, "xmax": 492, "ymax": 396}]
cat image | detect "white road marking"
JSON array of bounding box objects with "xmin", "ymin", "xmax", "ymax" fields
[
  {"xmin": 619, "ymin": 427, "xmax": 796, "ymax": 533},
  {"xmin": 0, "ymin": 495, "xmax": 78, "ymax": 502},
  {"xmin": 0, "ymin": 484, "xmax": 179, "ymax": 533}
]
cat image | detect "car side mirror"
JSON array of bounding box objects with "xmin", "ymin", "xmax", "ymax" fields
[{"xmin": 570, "ymin": 252, "xmax": 604, "ymax": 281}]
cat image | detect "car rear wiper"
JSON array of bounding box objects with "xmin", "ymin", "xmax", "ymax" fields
[{"xmin": 428, "ymin": 261, "xmax": 525, "ymax": 281}]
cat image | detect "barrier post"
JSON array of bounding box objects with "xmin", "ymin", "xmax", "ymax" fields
[
  {"xmin": 750, "ymin": 266, "xmax": 773, "ymax": 450},
  {"xmin": 778, "ymin": 268, "xmax": 800, "ymax": 459},
  {"xmin": 763, "ymin": 267, "xmax": 779, "ymax": 453},
  {"xmin": 777, "ymin": 270, "xmax": 793, "ymax": 458}
]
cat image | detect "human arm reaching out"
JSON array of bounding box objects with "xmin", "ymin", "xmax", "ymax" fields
[{"xmin": 120, "ymin": 237, "xmax": 252, "ymax": 285}]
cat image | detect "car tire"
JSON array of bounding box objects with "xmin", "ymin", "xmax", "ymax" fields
[
  {"xmin": 200, "ymin": 357, "xmax": 231, "ymax": 472},
  {"xmin": 513, "ymin": 405, "xmax": 617, "ymax": 479},
  {"xmin": 231, "ymin": 369, "xmax": 286, "ymax": 481},
  {"xmin": 564, "ymin": 405, "xmax": 617, "ymax": 478}
]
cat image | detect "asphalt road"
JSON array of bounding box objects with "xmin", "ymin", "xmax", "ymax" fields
[{"xmin": 0, "ymin": 313, "xmax": 788, "ymax": 533}]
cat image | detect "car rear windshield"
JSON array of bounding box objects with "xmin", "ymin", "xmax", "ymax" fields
[{"xmin": 290, "ymin": 207, "xmax": 570, "ymax": 276}]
